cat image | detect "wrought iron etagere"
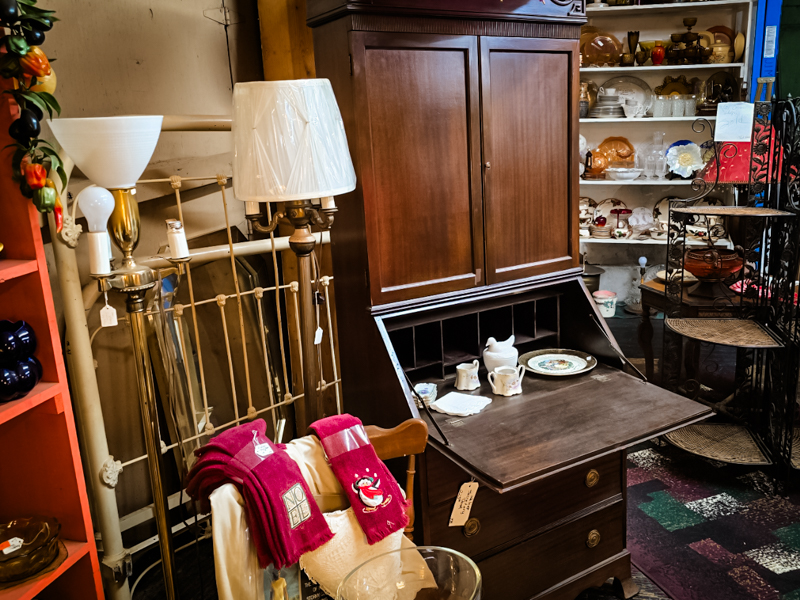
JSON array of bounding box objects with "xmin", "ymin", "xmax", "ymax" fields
[{"xmin": 661, "ymin": 97, "xmax": 800, "ymax": 472}]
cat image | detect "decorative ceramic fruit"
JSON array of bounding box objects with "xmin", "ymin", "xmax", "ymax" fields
[
  {"xmin": 595, "ymin": 215, "xmax": 607, "ymax": 226},
  {"xmin": 29, "ymin": 68, "xmax": 55, "ymax": 94},
  {"xmin": 0, "ymin": 0, "xmax": 19, "ymax": 24}
]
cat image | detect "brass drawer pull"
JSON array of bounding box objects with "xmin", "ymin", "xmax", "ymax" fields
[
  {"xmin": 585, "ymin": 469, "xmax": 600, "ymax": 488},
  {"xmin": 463, "ymin": 518, "xmax": 481, "ymax": 538},
  {"xmin": 586, "ymin": 529, "xmax": 601, "ymax": 548}
]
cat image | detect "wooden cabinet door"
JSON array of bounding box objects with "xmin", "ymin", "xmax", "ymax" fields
[
  {"xmin": 480, "ymin": 37, "xmax": 580, "ymax": 284},
  {"xmin": 351, "ymin": 32, "xmax": 484, "ymax": 306}
]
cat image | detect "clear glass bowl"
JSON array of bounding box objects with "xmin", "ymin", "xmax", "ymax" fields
[{"xmin": 336, "ymin": 546, "xmax": 482, "ymax": 600}]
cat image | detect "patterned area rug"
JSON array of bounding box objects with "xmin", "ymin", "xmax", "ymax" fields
[{"xmin": 628, "ymin": 439, "xmax": 800, "ymax": 600}]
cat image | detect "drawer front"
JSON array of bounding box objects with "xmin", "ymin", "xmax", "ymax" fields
[
  {"xmin": 425, "ymin": 452, "xmax": 622, "ymax": 558},
  {"xmin": 477, "ymin": 501, "xmax": 625, "ymax": 600}
]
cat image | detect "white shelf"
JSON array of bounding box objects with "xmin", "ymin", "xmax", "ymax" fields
[
  {"xmin": 580, "ymin": 179, "xmax": 695, "ymax": 185},
  {"xmin": 580, "ymin": 236, "xmax": 733, "ymax": 247},
  {"xmin": 581, "ymin": 63, "xmax": 744, "ymax": 74},
  {"xmin": 586, "ymin": 0, "xmax": 754, "ymax": 16},
  {"xmin": 580, "ymin": 116, "xmax": 715, "ymax": 123}
]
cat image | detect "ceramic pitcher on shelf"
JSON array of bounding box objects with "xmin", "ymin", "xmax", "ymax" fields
[{"xmin": 483, "ymin": 335, "xmax": 518, "ymax": 373}]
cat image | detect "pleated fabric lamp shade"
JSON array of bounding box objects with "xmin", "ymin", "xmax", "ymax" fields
[{"xmin": 232, "ymin": 80, "xmax": 356, "ymax": 203}]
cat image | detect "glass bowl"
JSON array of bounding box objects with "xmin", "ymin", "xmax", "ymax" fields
[
  {"xmin": 0, "ymin": 517, "xmax": 60, "ymax": 583},
  {"xmin": 336, "ymin": 546, "xmax": 481, "ymax": 600}
]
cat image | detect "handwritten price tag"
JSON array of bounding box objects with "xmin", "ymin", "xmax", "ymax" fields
[
  {"xmin": 449, "ymin": 482, "xmax": 479, "ymax": 527},
  {"xmin": 715, "ymin": 102, "xmax": 756, "ymax": 142}
]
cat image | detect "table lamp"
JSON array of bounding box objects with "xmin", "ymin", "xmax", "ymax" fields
[
  {"xmin": 48, "ymin": 115, "xmax": 179, "ymax": 599},
  {"xmin": 232, "ymin": 80, "xmax": 356, "ymax": 431}
]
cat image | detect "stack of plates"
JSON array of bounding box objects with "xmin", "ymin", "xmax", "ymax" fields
[
  {"xmin": 590, "ymin": 224, "xmax": 613, "ymax": 238},
  {"xmin": 589, "ymin": 94, "xmax": 624, "ymax": 118}
]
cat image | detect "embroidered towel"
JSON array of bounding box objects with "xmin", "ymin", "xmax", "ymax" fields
[
  {"xmin": 309, "ymin": 414, "xmax": 408, "ymax": 544},
  {"xmin": 186, "ymin": 419, "xmax": 332, "ymax": 568}
]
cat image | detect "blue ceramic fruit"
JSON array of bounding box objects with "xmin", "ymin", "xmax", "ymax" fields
[
  {"xmin": 0, "ymin": 320, "xmax": 36, "ymax": 365},
  {"xmin": 0, "ymin": 365, "xmax": 20, "ymax": 402},
  {"xmin": 14, "ymin": 356, "xmax": 41, "ymax": 395}
]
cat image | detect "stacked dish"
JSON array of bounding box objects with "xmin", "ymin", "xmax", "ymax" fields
[
  {"xmin": 589, "ymin": 224, "xmax": 613, "ymax": 238},
  {"xmin": 589, "ymin": 94, "xmax": 624, "ymax": 118}
]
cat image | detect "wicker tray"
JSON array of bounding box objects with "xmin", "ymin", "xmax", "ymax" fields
[
  {"xmin": 665, "ymin": 423, "xmax": 770, "ymax": 465},
  {"xmin": 664, "ymin": 318, "xmax": 782, "ymax": 349}
]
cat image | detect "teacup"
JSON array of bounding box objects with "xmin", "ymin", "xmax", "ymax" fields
[
  {"xmin": 455, "ymin": 360, "xmax": 480, "ymax": 391},
  {"xmin": 488, "ymin": 365, "xmax": 524, "ymax": 397}
]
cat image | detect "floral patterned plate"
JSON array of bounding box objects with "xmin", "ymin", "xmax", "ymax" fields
[{"xmin": 520, "ymin": 349, "xmax": 598, "ymax": 377}]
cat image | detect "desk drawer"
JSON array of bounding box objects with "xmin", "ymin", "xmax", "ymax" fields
[
  {"xmin": 425, "ymin": 452, "xmax": 622, "ymax": 558},
  {"xmin": 477, "ymin": 500, "xmax": 625, "ymax": 600}
]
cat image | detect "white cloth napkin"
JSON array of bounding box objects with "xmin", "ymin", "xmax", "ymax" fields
[{"xmin": 430, "ymin": 392, "xmax": 492, "ymax": 417}]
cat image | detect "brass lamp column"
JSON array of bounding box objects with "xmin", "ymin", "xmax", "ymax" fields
[{"xmin": 102, "ymin": 189, "xmax": 177, "ymax": 600}]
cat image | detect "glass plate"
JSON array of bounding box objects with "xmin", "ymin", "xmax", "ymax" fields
[
  {"xmin": 600, "ymin": 76, "xmax": 654, "ymax": 115},
  {"xmin": 584, "ymin": 32, "xmax": 623, "ymax": 66}
]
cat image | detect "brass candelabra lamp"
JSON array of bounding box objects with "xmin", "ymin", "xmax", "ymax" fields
[{"xmin": 233, "ymin": 79, "xmax": 356, "ymax": 432}]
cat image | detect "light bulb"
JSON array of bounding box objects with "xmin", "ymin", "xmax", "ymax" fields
[
  {"xmin": 77, "ymin": 185, "xmax": 115, "ymax": 275},
  {"xmin": 77, "ymin": 185, "xmax": 115, "ymax": 233},
  {"xmin": 638, "ymin": 256, "xmax": 647, "ymax": 268}
]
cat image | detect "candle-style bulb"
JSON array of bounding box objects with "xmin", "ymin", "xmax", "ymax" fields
[
  {"xmin": 77, "ymin": 185, "xmax": 115, "ymax": 275},
  {"xmin": 77, "ymin": 185, "xmax": 115, "ymax": 233}
]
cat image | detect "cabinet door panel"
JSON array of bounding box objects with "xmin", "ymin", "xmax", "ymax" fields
[
  {"xmin": 481, "ymin": 37, "xmax": 579, "ymax": 284},
  {"xmin": 351, "ymin": 32, "xmax": 484, "ymax": 305}
]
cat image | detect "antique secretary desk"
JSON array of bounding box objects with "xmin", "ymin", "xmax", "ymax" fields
[{"xmin": 306, "ymin": 1, "xmax": 710, "ymax": 597}]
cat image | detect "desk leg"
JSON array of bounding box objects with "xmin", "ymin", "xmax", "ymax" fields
[
  {"xmin": 638, "ymin": 298, "xmax": 655, "ymax": 381},
  {"xmin": 685, "ymin": 339, "xmax": 700, "ymax": 382}
]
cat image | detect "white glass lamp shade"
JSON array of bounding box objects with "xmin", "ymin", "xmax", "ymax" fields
[
  {"xmin": 47, "ymin": 115, "xmax": 163, "ymax": 189},
  {"xmin": 232, "ymin": 80, "xmax": 356, "ymax": 202}
]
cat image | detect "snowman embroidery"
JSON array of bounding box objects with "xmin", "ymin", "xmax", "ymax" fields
[
  {"xmin": 352, "ymin": 475, "xmax": 392, "ymax": 513},
  {"xmin": 252, "ymin": 430, "xmax": 273, "ymax": 458}
]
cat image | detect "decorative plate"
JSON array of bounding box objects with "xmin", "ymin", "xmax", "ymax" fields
[
  {"xmin": 652, "ymin": 196, "xmax": 683, "ymax": 231},
  {"xmin": 598, "ymin": 136, "xmax": 635, "ymax": 164},
  {"xmin": 594, "ymin": 198, "xmax": 627, "ymax": 223},
  {"xmin": 655, "ymin": 270, "xmax": 698, "ymax": 285},
  {"xmin": 696, "ymin": 30, "xmax": 715, "ymax": 48},
  {"xmin": 520, "ymin": 349, "xmax": 598, "ymax": 377},
  {"xmin": 580, "ymin": 196, "xmax": 598, "ymax": 226},
  {"xmin": 708, "ymin": 25, "xmax": 735, "ymax": 47},
  {"xmin": 703, "ymin": 71, "xmax": 741, "ymax": 105},
  {"xmin": 734, "ymin": 32, "xmax": 745, "ymax": 62},
  {"xmin": 600, "ymin": 76, "xmax": 654, "ymax": 114},
  {"xmin": 655, "ymin": 75, "xmax": 693, "ymax": 96}
]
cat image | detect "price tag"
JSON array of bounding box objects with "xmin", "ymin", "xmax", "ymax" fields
[
  {"xmin": 0, "ymin": 537, "xmax": 23, "ymax": 555},
  {"xmin": 314, "ymin": 327, "xmax": 323, "ymax": 345},
  {"xmin": 449, "ymin": 482, "xmax": 479, "ymax": 527},
  {"xmin": 100, "ymin": 292, "xmax": 118, "ymax": 327}
]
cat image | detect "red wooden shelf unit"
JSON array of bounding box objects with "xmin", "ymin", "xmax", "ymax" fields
[{"xmin": 0, "ymin": 86, "xmax": 103, "ymax": 599}]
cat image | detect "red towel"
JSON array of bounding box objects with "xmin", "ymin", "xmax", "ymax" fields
[
  {"xmin": 186, "ymin": 419, "xmax": 332, "ymax": 568},
  {"xmin": 309, "ymin": 415, "xmax": 408, "ymax": 544}
]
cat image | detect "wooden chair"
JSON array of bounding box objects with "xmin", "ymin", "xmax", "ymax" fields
[{"xmin": 365, "ymin": 418, "xmax": 428, "ymax": 539}]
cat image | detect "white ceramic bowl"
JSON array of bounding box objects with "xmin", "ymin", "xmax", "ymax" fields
[
  {"xmin": 605, "ymin": 168, "xmax": 643, "ymax": 181},
  {"xmin": 47, "ymin": 116, "xmax": 163, "ymax": 189}
]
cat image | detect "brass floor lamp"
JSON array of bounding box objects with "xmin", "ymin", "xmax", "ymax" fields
[
  {"xmin": 231, "ymin": 79, "xmax": 356, "ymax": 432},
  {"xmin": 49, "ymin": 116, "xmax": 179, "ymax": 599}
]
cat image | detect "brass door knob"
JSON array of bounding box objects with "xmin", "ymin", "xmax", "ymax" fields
[
  {"xmin": 484, "ymin": 162, "xmax": 491, "ymax": 169},
  {"xmin": 585, "ymin": 469, "xmax": 600, "ymax": 488},
  {"xmin": 586, "ymin": 529, "xmax": 601, "ymax": 548},
  {"xmin": 463, "ymin": 518, "xmax": 481, "ymax": 538}
]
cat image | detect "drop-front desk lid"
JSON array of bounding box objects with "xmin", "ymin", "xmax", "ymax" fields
[{"xmin": 423, "ymin": 362, "xmax": 710, "ymax": 493}]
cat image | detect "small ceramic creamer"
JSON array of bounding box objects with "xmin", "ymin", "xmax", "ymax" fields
[
  {"xmin": 488, "ymin": 365, "xmax": 524, "ymax": 397},
  {"xmin": 483, "ymin": 335, "xmax": 518, "ymax": 373},
  {"xmin": 455, "ymin": 360, "xmax": 480, "ymax": 391}
]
